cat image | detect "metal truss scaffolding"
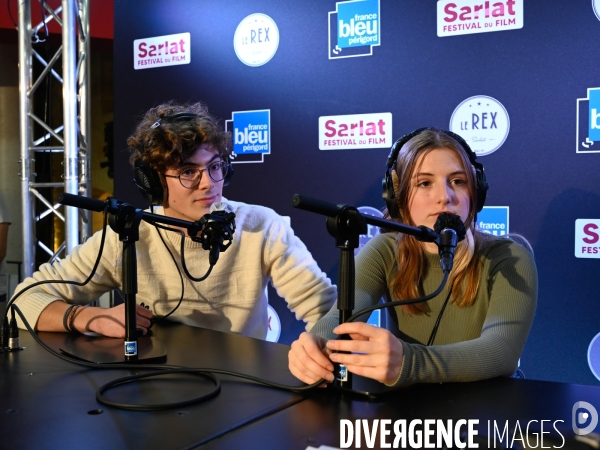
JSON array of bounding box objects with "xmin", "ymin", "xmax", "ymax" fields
[{"xmin": 18, "ymin": 0, "xmax": 92, "ymax": 278}]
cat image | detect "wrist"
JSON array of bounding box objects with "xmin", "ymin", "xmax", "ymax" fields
[
  {"xmin": 71, "ymin": 306, "xmax": 101, "ymax": 334},
  {"xmin": 384, "ymin": 340, "xmax": 405, "ymax": 386}
]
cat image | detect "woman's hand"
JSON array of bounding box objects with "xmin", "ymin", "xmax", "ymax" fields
[
  {"xmin": 288, "ymin": 332, "xmax": 335, "ymax": 385},
  {"xmin": 327, "ymin": 322, "xmax": 404, "ymax": 385}
]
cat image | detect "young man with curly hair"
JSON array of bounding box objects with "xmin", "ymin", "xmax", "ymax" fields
[{"xmin": 13, "ymin": 102, "xmax": 336, "ymax": 339}]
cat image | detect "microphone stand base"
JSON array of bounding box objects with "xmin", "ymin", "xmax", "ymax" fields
[{"xmin": 58, "ymin": 334, "xmax": 167, "ymax": 364}]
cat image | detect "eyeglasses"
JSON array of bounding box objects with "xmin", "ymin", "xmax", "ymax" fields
[{"xmin": 164, "ymin": 160, "xmax": 228, "ymax": 189}]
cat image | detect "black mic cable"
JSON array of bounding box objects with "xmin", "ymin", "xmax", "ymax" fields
[
  {"xmin": 341, "ymin": 213, "xmax": 467, "ymax": 324},
  {"xmin": 10, "ymin": 304, "xmax": 324, "ymax": 411},
  {"xmin": 425, "ymin": 212, "xmax": 466, "ymax": 344},
  {"xmin": 145, "ymin": 202, "xmax": 236, "ymax": 283}
]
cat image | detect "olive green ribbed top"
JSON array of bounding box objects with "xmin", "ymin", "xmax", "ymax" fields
[{"xmin": 311, "ymin": 233, "xmax": 538, "ymax": 387}]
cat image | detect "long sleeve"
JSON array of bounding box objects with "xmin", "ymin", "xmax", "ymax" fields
[
  {"xmin": 259, "ymin": 207, "xmax": 337, "ymax": 331},
  {"xmin": 12, "ymin": 228, "xmax": 121, "ymax": 330},
  {"xmin": 395, "ymin": 239, "xmax": 538, "ymax": 386},
  {"xmin": 311, "ymin": 233, "xmax": 538, "ymax": 386}
]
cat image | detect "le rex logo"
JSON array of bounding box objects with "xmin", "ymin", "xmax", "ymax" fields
[
  {"xmin": 233, "ymin": 14, "xmax": 279, "ymax": 67},
  {"xmin": 328, "ymin": 0, "xmax": 380, "ymax": 59},
  {"xmin": 575, "ymin": 219, "xmax": 600, "ymax": 258},
  {"xmin": 134, "ymin": 33, "xmax": 190, "ymax": 70},
  {"xmin": 437, "ymin": 0, "xmax": 523, "ymax": 37},
  {"xmin": 318, "ymin": 113, "xmax": 392, "ymax": 150},
  {"xmin": 225, "ymin": 110, "xmax": 271, "ymax": 163},
  {"xmin": 576, "ymin": 88, "xmax": 600, "ymax": 153},
  {"xmin": 449, "ymin": 95, "xmax": 510, "ymax": 156}
]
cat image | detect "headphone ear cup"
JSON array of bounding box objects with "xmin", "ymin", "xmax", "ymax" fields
[
  {"xmin": 382, "ymin": 134, "xmax": 417, "ymax": 220},
  {"xmin": 133, "ymin": 160, "xmax": 164, "ymax": 206},
  {"xmin": 223, "ymin": 159, "xmax": 234, "ymax": 186}
]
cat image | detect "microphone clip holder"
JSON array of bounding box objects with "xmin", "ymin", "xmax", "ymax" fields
[
  {"xmin": 193, "ymin": 211, "xmax": 236, "ymax": 252},
  {"xmin": 189, "ymin": 210, "xmax": 236, "ymax": 266}
]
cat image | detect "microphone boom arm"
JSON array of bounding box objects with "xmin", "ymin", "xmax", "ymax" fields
[
  {"xmin": 292, "ymin": 194, "xmax": 438, "ymax": 243},
  {"xmin": 59, "ymin": 193, "xmax": 207, "ymax": 240}
]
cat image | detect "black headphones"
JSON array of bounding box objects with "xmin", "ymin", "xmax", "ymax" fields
[
  {"xmin": 382, "ymin": 127, "xmax": 488, "ymax": 219},
  {"xmin": 133, "ymin": 112, "xmax": 234, "ymax": 206}
]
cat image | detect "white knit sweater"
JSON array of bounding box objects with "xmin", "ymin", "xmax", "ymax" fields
[{"xmin": 13, "ymin": 200, "xmax": 337, "ymax": 339}]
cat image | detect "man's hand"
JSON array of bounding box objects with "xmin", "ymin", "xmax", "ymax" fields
[{"xmin": 83, "ymin": 303, "xmax": 154, "ymax": 337}]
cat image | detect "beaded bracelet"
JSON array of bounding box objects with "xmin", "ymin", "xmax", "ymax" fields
[{"xmin": 62, "ymin": 304, "xmax": 77, "ymax": 332}]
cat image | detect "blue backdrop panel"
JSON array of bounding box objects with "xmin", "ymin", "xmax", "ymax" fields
[{"xmin": 113, "ymin": 0, "xmax": 600, "ymax": 385}]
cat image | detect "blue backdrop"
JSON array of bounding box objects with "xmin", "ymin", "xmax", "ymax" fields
[{"xmin": 112, "ymin": 0, "xmax": 600, "ymax": 385}]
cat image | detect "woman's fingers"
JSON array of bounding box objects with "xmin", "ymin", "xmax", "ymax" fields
[{"xmin": 289, "ymin": 332, "xmax": 335, "ymax": 384}]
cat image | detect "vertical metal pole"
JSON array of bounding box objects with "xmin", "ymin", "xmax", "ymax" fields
[
  {"xmin": 78, "ymin": 0, "xmax": 92, "ymax": 242},
  {"xmin": 18, "ymin": 0, "xmax": 92, "ymax": 275},
  {"xmin": 123, "ymin": 240, "xmax": 138, "ymax": 360},
  {"xmin": 18, "ymin": 0, "xmax": 35, "ymax": 279},
  {"xmin": 335, "ymin": 240, "xmax": 354, "ymax": 390},
  {"xmin": 62, "ymin": 0, "xmax": 79, "ymax": 253}
]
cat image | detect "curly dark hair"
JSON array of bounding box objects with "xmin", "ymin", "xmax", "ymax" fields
[{"xmin": 127, "ymin": 101, "xmax": 232, "ymax": 173}]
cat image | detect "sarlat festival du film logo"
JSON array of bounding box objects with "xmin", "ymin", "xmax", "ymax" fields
[{"xmin": 437, "ymin": 0, "xmax": 523, "ymax": 37}]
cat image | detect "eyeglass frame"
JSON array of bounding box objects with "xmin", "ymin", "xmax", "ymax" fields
[{"xmin": 163, "ymin": 160, "xmax": 229, "ymax": 189}]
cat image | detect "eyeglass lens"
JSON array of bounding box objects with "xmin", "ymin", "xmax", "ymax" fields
[{"xmin": 179, "ymin": 161, "xmax": 227, "ymax": 188}]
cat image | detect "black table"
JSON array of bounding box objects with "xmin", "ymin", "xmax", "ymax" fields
[
  {"xmin": 202, "ymin": 377, "xmax": 600, "ymax": 449},
  {"xmin": 0, "ymin": 321, "xmax": 305, "ymax": 449},
  {"xmin": 3, "ymin": 321, "xmax": 600, "ymax": 450}
]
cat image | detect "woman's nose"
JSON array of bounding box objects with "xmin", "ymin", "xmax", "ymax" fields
[{"xmin": 437, "ymin": 183, "xmax": 453, "ymax": 204}]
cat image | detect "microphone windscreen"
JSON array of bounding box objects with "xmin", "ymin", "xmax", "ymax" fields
[
  {"xmin": 433, "ymin": 213, "xmax": 467, "ymax": 242},
  {"xmin": 210, "ymin": 201, "xmax": 234, "ymax": 213}
]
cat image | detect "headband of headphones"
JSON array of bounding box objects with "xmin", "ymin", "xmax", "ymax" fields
[
  {"xmin": 150, "ymin": 112, "xmax": 199, "ymax": 129},
  {"xmin": 382, "ymin": 127, "xmax": 488, "ymax": 218},
  {"xmin": 133, "ymin": 111, "xmax": 234, "ymax": 206}
]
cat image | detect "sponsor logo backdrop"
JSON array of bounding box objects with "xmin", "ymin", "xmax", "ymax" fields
[{"xmin": 113, "ymin": 1, "xmax": 600, "ymax": 383}]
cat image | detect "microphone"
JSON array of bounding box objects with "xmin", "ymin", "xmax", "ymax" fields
[
  {"xmin": 58, "ymin": 192, "xmax": 105, "ymax": 212},
  {"xmin": 433, "ymin": 213, "xmax": 466, "ymax": 273},
  {"xmin": 194, "ymin": 202, "xmax": 236, "ymax": 265}
]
